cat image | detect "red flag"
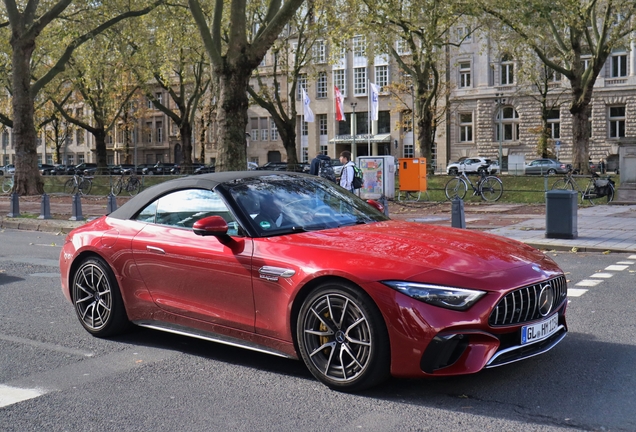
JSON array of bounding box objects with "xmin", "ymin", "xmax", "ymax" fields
[{"xmin": 334, "ymin": 86, "xmax": 345, "ymax": 121}]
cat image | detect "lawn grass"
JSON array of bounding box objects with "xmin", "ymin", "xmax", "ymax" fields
[{"xmin": 39, "ymin": 172, "xmax": 620, "ymax": 205}]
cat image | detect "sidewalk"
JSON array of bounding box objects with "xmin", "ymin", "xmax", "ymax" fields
[{"xmin": 2, "ymin": 194, "xmax": 636, "ymax": 253}]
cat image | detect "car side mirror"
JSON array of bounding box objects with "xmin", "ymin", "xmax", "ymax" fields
[
  {"xmin": 366, "ymin": 199, "xmax": 384, "ymax": 213},
  {"xmin": 193, "ymin": 216, "xmax": 229, "ymax": 237}
]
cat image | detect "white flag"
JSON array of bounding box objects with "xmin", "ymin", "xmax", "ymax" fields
[
  {"xmin": 369, "ymin": 82, "xmax": 380, "ymax": 121},
  {"xmin": 302, "ymin": 88, "xmax": 314, "ymax": 123}
]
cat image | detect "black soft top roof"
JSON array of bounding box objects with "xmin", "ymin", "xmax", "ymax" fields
[{"xmin": 108, "ymin": 171, "xmax": 309, "ymax": 220}]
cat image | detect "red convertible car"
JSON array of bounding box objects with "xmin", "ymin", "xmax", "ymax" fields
[{"xmin": 60, "ymin": 171, "xmax": 568, "ymax": 391}]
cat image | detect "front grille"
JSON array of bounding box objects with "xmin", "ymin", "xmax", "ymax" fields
[{"xmin": 489, "ymin": 276, "xmax": 567, "ymax": 326}]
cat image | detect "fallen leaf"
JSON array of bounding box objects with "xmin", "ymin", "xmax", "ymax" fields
[
  {"xmin": 602, "ymin": 250, "xmax": 610, "ymax": 254},
  {"xmin": 571, "ymin": 247, "xmax": 578, "ymax": 252}
]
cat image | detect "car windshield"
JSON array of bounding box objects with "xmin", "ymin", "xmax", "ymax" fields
[{"xmin": 224, "ymin": 175, "xmax": 388, "ymax": 237}]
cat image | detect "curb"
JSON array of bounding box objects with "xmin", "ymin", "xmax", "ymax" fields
[{"xmin": 0, "ymin": 216, "xmax": 84, "ymax": 234}]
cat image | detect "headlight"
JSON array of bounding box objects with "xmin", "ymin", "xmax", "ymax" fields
[{"xmin": 382, "ymin": 281, "xmax": 486, "ymax": 311}]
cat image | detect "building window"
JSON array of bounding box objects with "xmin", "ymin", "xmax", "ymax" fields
[
  {"xmin": 353, "ymin": 35, "xmax": 366, "ymax": 58},
  {"xmin": 459, "ymin": 112, "xmax": 473, "ymax": 142},
  {"xmin": 250, "ymin": 117, "xmax": 259, "ymax": 141},
  {"xmin": 354, "ymin": 67, "xmax": 367, "ymax": 96},
  {"xmin": 402, "ymin": 111, "xmax": 413, "ymax": 132},
  {"xmin": 155, "ymin": 93, "xmax": 163, "ymax": 105},
  {"xmin": 156, "ymin": 122, "xmax": 163, "ymax": 143},
  {"xmin": 333, "ymin": 69, "xmax": 346, "ymax": 97},
  {"xmin": 459, "ymin": 62, "xmax": 471, "ymax": 88},
  {"xmin": 457, "ymin": 26, "xmax": 472, "ymax": 43},
  {"xmin": 320, "ymin": 144, "xmax": 328, "ymax": 155},
  {"xmin": 260, "ymin": 117, "xmax": 269, "ymax": 141},
  {"xmin": 319, "ymin": 114, "xmax": 328, "ymax": 136},
  {"xmin": 67, "ymin": 155, "xmax": 75, "ymax": 165},
  {"xmin": 301, "ymin": 147, "xmax": 308, "ymax": 163},
  {"xmin": 501, "ymin": 56, "xmax": 514, "ymax": 85},
  {"xmin": 396, "ymin": 39, "xmax": 410, "ymax": 56},
  {"xmin": 297, "ymin": 73, "xmax": 307, "ymax": 100},
  {"xmin": 316, "ymin": 72, "xmax": 327, "ymax": 98},
  {"xmin": 146, "ymin": 122, "xmax": 153, "ymax": 142},
  {"xmin": 496, "ymin": 107, "xmax": 520, "ymax": 141},
  {"xmin": 270, "ymin": 119, "xmax": 279, "ymax": 141},
  {"xmin": 611, "ymin": 54, "xmax": 627, "ymax": 78},
  {"xmin": 378, "ymin": 111, "xmax": 390, "ymax": 133},
  {"xmin": 403, "ymin": 144, "xmax": 414, "ymax": 158},
  {"xmin": 608, "ymin": 106, "xmax": 626, "ymax": 138},
  {"xmin": 312, "ymin": 40, "xmax": 326, "ymax": 63},
  {"xmin": 375, "ymin": 65, "xmax": 388, "ymax": 90},
  {"xmin": 78, "ymin": 154, "xmax": 85, "ymax": 164},
  {"xmin": 302, "ymin": 117, "xmax": 308, "ymax": 136},
  {"xmin": 547, "ymin": 110, "xmax": 560, "ymax": 139}
]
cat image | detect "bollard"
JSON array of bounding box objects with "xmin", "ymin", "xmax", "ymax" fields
[
  {"xmin": 451, "ymin": 197, "xmax": 466, "ymax": 229},
  {"xmin": 379, "ymin": 195, "xmax": 389, "ymax": 217},
  {"xmin": 69, "ymin": 193, "xmax": 84, "ymax": 221},
  {"xmin": 107, "ymin": 193, "xmax": 118, "ymax": 213},
  {"xmin": 38, "ymin": 193, "xmax": 52, "ymax": 219},
  {"xmin": 7, "ymin": 192, "xmax": 20, "ymax": 217}
]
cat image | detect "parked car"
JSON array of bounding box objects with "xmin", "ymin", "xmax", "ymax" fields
[
  {"xmin": 193, "ymin": 164, "xmax": 216, "ymax": 174},
  {"xmin": 446, "ymin": 157, "xmax": 498, "ymax": 176},
  {"xmin": 51, "ymin": 164, "xmax": 72, "ymax": 175},
  {"xmin": 254, "ymin": 161, "xmax": 310, "ymax": 172},
  {"xmin": 1, "ymin": 164, "xmax": 15, "ymax": 176},
  {"xmin": 525, "ymin": 158, "xmax": 571, "ymax": 175},
  {"xmin": 66, "ymin": 163, "xmax": 98, "ymax": 175},
  {"xmin": 331, "ymin": 160, "xmax": 344, "ymax": 177},
  {"xmin": 38, "ymin": 164, "xmax": 56, "ymax": 175},
  {"xmin": 247, "ymin": 162, "xmax": 259, "ymax": 170},
  {"xmin": 111, "ymin": 164, "xmax": 136, "ymax": 175},
  {"xmin": 60, "ymin": 171, "xmax": 568, "ymax": 391},
  {"xmin": 142, "ymin": 162, "xmax": 178, "ymax": 175}
]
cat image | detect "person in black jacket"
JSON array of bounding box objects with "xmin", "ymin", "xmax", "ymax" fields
[{"xmin": 310, "ymin": 154, "xmax": 331, "ymax": 175}]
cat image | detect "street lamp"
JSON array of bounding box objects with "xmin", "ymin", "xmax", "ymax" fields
[
  {"xmin": 494, "ymin": 93, "xmax": 506, "ymax": 172},
  {"xmin": 350, "ymin": 102, "xmax": 357, "ymax": 159}
]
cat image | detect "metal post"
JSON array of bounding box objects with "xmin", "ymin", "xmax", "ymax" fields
[
  {"xmin": 451, "ymin": 197, "xmax": 466, "ymax": 229},
  {"xmin": 7, "ymin": 192, "xmax": 20, "ymax": 217},
  {"xmin": 495, "ymin": 93, "xmax": 506, "ymax": 172},
  {"xmin": 107, "ymin": 193, "xmax": 118, "ymax": 213},
  {"xmin": 38, "ymin": 193, "xmax": 52, "ymax": 219},
  {"xmin": 69, "ymin": 193, "xmax": 84, "ymax": 221},
  {"xmin": 350, "ymin": 103, "xmax": 357, "ymax": 159}
]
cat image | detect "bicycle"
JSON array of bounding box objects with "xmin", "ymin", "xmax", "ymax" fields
[
  {"xmin": 111, "ymin": 172, "xmax": 142, "ymax": 196},
  {"xmin": 64, "ymin": 173, "xmax": 93, "ymax": 195},
  {"xmin": 445, "ymin": 170, "xmax": 503, "ymax": 202},
  {"xmin": 551, "ymin": 170, "xmax": 615, "ymax": 206},
  {"xmin": 1, "ymin": 175, "xmax": 14, "ymax": 194}
]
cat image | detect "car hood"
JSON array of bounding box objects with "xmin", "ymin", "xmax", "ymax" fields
[{"xmin": 270, "ymin": 220, "xmax": 560, "ymax": 289}]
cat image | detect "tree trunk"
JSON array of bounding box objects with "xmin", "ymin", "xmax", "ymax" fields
[
  {"xmin": 215, "ymin": 66, "xmax": 251, "ymax": 171},
  {"xmin": 93, "ymin": 129, "xmax": 108, "ymax": 174},
  {"xmin": 277, "ymin": 121, "xmax": 298, "ymax": 166},
  {"xmin": 570, "ymin": 103, "xmax": 590, "ymax": 174},
  {"xmin": 180, "ymin": 123, "xmax": 193, "ymax": 173},
  {"xmin": 417, "ymin": 105, "xmax": 435, "ymax": 174},
  {"xmin": 11, "ymin": 37, "xmax": 44, "ymax": 195}
]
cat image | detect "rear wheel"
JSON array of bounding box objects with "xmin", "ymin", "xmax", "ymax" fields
[
  {"xmin": 78, "ymin": 178, "xmax": 92, "ymax": 195},
  {"xmin": 126, "ymin": 177, "xmax": 141, "ymax": 196},
  {"xmin": 445, "ymin": 178, "xmax": 467, "ymax": 200},
  {"xmin": 585, "ymin": 183, "xmax": 615, "ymax": 206},
  {"xmin": 72, "ymin": 257, "xmax": 129, "ymax": 337},
  {"xmin": 547, "ymin": 169, "xmax": 557, "ymax": 175},
  {"xmin": 64, "ymin": 179, "xmax": 77, "ymax": 195},
  {"xmin": 111, "ymin": 179, "xmax": 123, "ymax": 196},
  {"xmin": 448, "ymin": 167, "xmax": 458, "ymax": 176},
  {"xmin": 296, "ymin": 283, "xmax": 390, "ymax": 391},
  {"xmin": 479, "ymin": 176, "xmax": 503, "ymax": 201}
]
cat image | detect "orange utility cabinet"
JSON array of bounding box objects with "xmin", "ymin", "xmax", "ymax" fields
[{"xmin": 398, "ymin": 158, "xmax": 427, "ymax": 192}]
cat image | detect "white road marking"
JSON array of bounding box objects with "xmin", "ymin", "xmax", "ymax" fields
[
  {"xmin": 575, "ymin": 279, "xmax": 603, "ymax": 287},
  {"xmin": 605, "ymin": 265, "xmax": 628, "ymax": 271},
  {"xmin": 0, "ymin": 385, "xmax": 44, "ymax": 408},
  {"xmin": 567, "ymin": 289, "xmax": 588, "ymax": 297},
  {"xmin": 628, "ymin": 255, "xmax": 636, "ymax": 259},
  {"xmin": 590, "ymin": 273, "xmax": 614, "ymax": 279},
  {"xmin": 0, "ymin": 334, "xmax": 94, "ymax": 358},
  {"xmin": 616, "ymin": 261, "xmax": 635, "ymax": 265}
]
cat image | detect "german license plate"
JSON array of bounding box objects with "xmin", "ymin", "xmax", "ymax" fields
[{"xmin": 521, "ymin": 314, "xmax": 559, "ymax": 345}]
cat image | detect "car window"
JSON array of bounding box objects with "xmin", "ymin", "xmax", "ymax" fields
[
  {"xmin": 226, "ymin": 176, "xmax": 388, "ymax": 237},
  {"xmin": 134, "ymin": 189, "xmax": 239, "ymax": 235}
]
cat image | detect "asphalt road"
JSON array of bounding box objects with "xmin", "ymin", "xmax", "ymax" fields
[{"xmin": 0, "ymin": 229, "xmax": 634, "ymax": 431}]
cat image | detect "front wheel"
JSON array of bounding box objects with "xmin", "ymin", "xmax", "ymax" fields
[
  {"xmin": 78, "ymin": 178, "xmax": 92, "ymax": 195},
  {"xmin": 1, "ymin": 177, "xmax": 13, "ymax": 194},
  {"xmin": 71, "ymin": 257, "xmax": 130, "ymax": 337},
  {"xmin": 448, "ymin": 168, "xmax": 458, "ymax": 176},
  {"xmin": 479, "ymin": 176, "xmax": 503, "ymax": 201},
  {"xmin": 126, "ymin": 177, "xmax": 141, "ymax": 196},
  {"xmin": 111, "ymin": 179, "xmax": 123, "ymax": 196},
  {"xmin": 296, "ymin": 283, "xmax": 390, "ymax": 391},
  {"xmin": 64, "ymin": 179, "xmax": 77, "ymax": 195},
  {"xmin": 445, "ymin": 178, "xmax": 468, "ymax": 200}
]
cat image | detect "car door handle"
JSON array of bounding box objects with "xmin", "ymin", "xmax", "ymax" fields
[{"xmin": 146, "ymin": 246, "xmax": 165, "ymax": 254}]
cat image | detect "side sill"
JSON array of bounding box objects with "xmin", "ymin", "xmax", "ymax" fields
[{"xmin": 134, "ymin": 320, "xmax": 295, "ymax": 360}]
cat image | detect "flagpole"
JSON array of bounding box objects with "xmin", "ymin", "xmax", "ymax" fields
[{"xmin": 367, "ymin": 80, "xmax": 371, "ymax": 156}]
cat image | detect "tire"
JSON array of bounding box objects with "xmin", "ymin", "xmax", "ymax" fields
[
  {"xmin": 71, "ymin": 257, "xmax": 130, "ymax": 337},
  {"xmin": 448, "ymin": 168, "xmax": 458, "ymax": 176},
  {"xmin": 64, "ymin": 179, "xmax": 77, "ymax": 195},
  {"xmin": 551, "ymin": 178, "xmax": 573, "ymax": 190},
  {"xmin": 111, "ymin": 179, "xmax": 123, "ymax": 196},
  {"xmin": 296, "ymin": 283, "xmax": 390, "ymax": 391},
  {"xmin": 547, "ymin": 169, "xmax": 556, "ymax": 175},
  {"xmin": 444, "ymin": 178, "xmax": 467, "ymax": 200},
  {"xmin": 585, "ymin": 183, "xmax": 614, "ymax": 206},
  {"xmin": 1, "ymin": 177, "xmax": 12, "ymax": 194},
  {"xmin": 126, "ymin": 177, "xmax": 141, "ymax": 196},
  {"xmin": 78, "ymin": 178, "xmax": 92, "ymax": 195},
  {"xmin": 479, "ymin": 176, "xmax": 503, "ymax": 201}
]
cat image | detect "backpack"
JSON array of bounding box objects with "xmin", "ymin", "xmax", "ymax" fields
[
  {"xmin": 352, "ymin": 165, "xmax": 363, "ymax": 189},
  {"xmin": 318, "ymin": 158, "xmax": 337, "ymax": 183}
]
